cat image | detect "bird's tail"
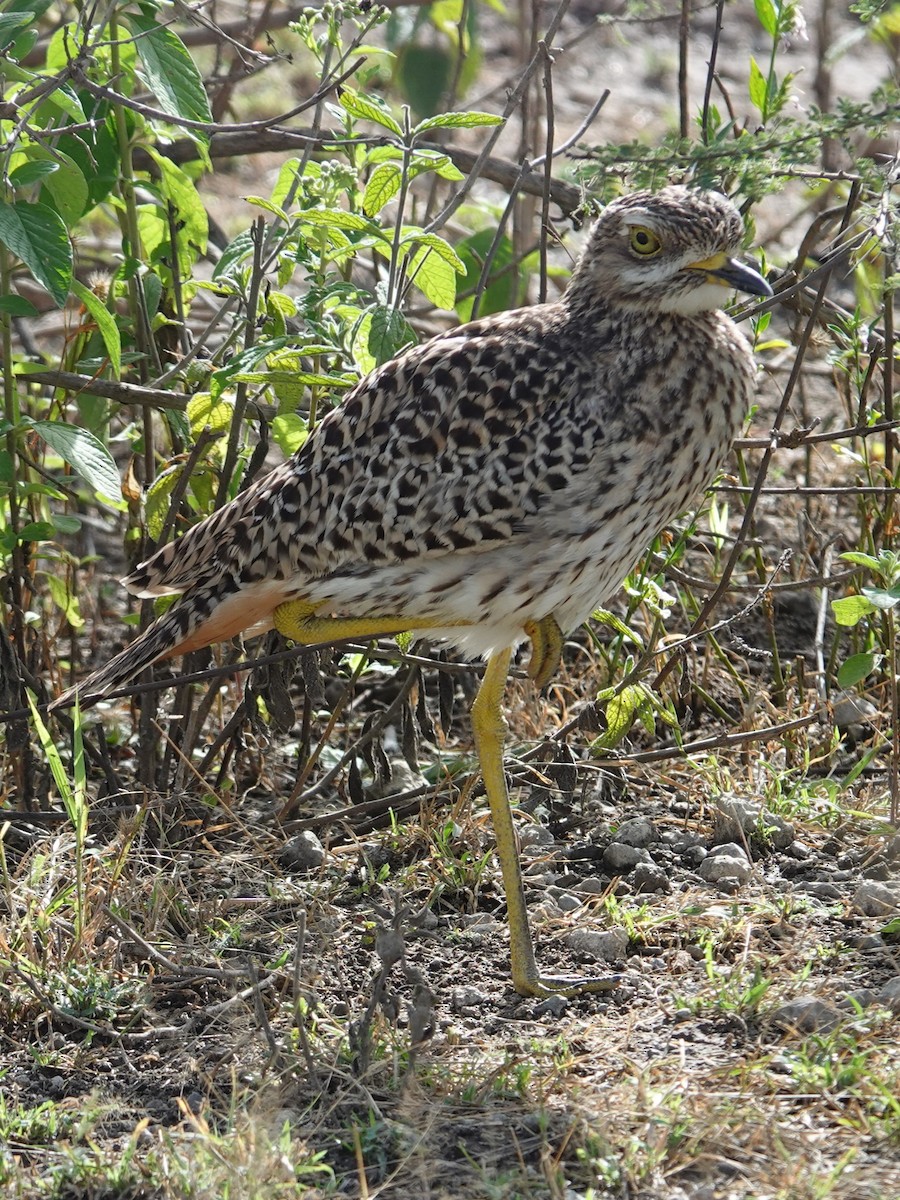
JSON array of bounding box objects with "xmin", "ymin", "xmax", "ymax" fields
[
  {"xmin": 51, "ymin": 576, "xmax": 293, "ymax": 711},
  {"xmin": 51, "ymin": 600, "xmax": 202, "ymax": 710}
]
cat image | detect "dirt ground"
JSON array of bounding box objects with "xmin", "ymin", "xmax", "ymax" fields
[{"xmin": 2, "ymin": 2, "xmax": 900, "ymax": 1198}]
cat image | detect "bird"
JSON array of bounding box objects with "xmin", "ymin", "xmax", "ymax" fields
[{"xmin": 54, "ymin": 186, "xmax": 772, "ymax": 997}]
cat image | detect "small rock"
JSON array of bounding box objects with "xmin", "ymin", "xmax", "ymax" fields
[
  {"xmin": 831, "ymin": 690, "xmax": 878, "ymax": 731},
  {"xmin": 524, "ymin": 867, "xmax": 559, "ymax": 885},
  {"xmin": 708, "ymin": 841, "xmax": 750, "ymax": 860},
  {"xmin": 852, "ymin": 880, "xmax": 900, "ymax": 917},
  {"xmin": 532, "ymin": 993, "xmax": 569, "ymax": 1018},
  {"xmin": 614, "ymin": 817, "xmax": 657, "ymax": 847},
  {"xmin": 632, "ymin": 862, "xmax": 670, "ymax": 893},
  {"xmin": 796, "ymin": 881, "xmax": 843, "ymax": 900},
  {"xmin": 567, "ymin": 926, "xmax": 628, "ymax": 962},
  {"xmin": 602, "ymin": 843, "xmax": 652, "ymax": 873},
  {"xmin": 452, "ymin": 986, "xmax": 490, "ymax": 1009},
  {"xmin": 683, "ymin": 844, "xmax": 707, "ymax": 868},
  {"xmin": 861, "ymin": 857, "xmax": 892, "ymax": 881},
  {"xmin": 519, "ymin": 823, "xmax": 555, "ymax": 850},
  {"xmin": 878, "ymin": 977, "xmax": 900, "ymax": 1014},
  {"xmin": 572, "ymin": 875, "xmax": 607, "ymax": 895},
  {"xmin": 771, "ymin": 995, "xmax": 843, "ymax": 1033},
  {"xmin": 715, "ymin": 793, "xmax": 794, "ymax": 849},
  {"xmin": 698, "ymin": 849, "xmax": 751, "ymax": 885},
  {"xmin": 368, "ymin": 758, "xmax": 428, "ymax": 798},
  {"xmin": 852, "ymin": 933, "xmax": 885, "ymax": 951},
  {"xmin": 555, "ymin": 892, "xmax": 583, "ymax": 913},
  {"xmin": 280, "ymin": 830, "xmax": 326, "ymax": 872},
  {"xmin": 840, "ymin": 988, "xmax": 879, "ymax": 1012},
  {"xmin": 457, "ymin": 912, "xmax": 501, "ymax": 931},
  {"xmin": 531, "ymin": 899, "xmax": 564, "ymax": 922}
]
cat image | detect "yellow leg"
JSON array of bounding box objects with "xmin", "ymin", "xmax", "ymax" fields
[
  {"xmin": 472, "ymin": 649, "xmax": 622, "ymax": 998},
  {"xmin": 276, "ymin": 600, "xmax": 620, "ymax": 997},
  {"xmin": 274, "ymin": 598, "xmax": 446, "ymax": 644},
  {"xmin": 523, "ymin": 614, "xmax": 564, "ymax": 689}
]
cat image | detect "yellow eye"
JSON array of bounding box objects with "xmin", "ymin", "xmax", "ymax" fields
[{"xmin": 629, "ymin": 226, "xmax": 662, "ymax": 256}]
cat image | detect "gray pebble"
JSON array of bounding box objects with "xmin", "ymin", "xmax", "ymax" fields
[
  {"xmin": 567, "ymin": 926, "xmax": 628, "ymax": 962},
  {"xmin": 280, "ymin": 830, "xmax": 326, "ymax": 872},
  {"xmin": 698, "ymin": 850, "xmax": 751, "ymax": 885},
  {"xmin": 852, "ymin": 880, "xmax": 900, "ymax": 917},
  {"xmin": 715, "ymin": 793, "xmax": 794, "ymax": 849},
  {"xmin": 633, "ymin": 862, "xmax": 671, "ymax": 893},
  {"xmin": 614, "ymin": 817, "xmax": 657, "ymax": 847},
  {"xmin": 795, "ymin": 881, "xmax": 844, "ymax": 900},
  {"xmin": 878, "ymin": 976, "xmax": 900, "ymax": 1014},
  {"xmin": 603, "ymin": 843, "xmax": 652, "ymax": 873},
  {"xmin": 572, "ymin": 875, "xmax": 608, "ymax": 895},
  {"xmin": 771, "ymin": 995, "xmax": 843, "ymax": 1033}
]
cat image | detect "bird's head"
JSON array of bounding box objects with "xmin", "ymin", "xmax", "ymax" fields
[{"xmin": 570, "ymin": 186, "xmax": 773, "ymax": 316}]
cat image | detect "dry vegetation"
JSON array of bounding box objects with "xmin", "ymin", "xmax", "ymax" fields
[{"xmin": 1, "ymin": 1, "xmax": 900, "ymax": 1197}]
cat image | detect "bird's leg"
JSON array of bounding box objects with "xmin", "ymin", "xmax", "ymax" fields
[
  {"xmin": 523, "ymin": 614, "xmax": 564, "ymax": 689},
  {"xmin": 472, "ymin": 649, "xmax": 622, "ymax": 998},
  {"xmin": 277, "ymin": 601, "xmax": 620, "ymax": 998},
  {"xmin": 273, "ymin": 599, "xmax": 468, "ymax": 644}
]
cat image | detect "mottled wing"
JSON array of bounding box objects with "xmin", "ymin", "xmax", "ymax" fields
[{"xmin": 126, "ymin": 307, "xmax": 610, "ymax": 600}]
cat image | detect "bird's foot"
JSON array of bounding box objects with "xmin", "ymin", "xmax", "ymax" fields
[
  {"xmin": 513, "ymin": 970, "xmax": 624, "ymax": 999},
  {"xmin": 274, "ymin": 600, "xmax": 417, "ymax": 645},
  {"xmin": 523, "ymin": 614, "xmax": 564, "ymax": 689}
]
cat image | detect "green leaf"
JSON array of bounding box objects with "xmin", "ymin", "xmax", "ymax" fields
[
  {"xmin": 840, "ymin": 551, "xmax": 882, "ymax": 571},
  {"xmin": 270, "ymin": 157, "xmax": 307, "ymax": 211},
  {"xmin": 0, "ymin": 199, "xmax": 72, "ymax": 307},
  {"xmin": 31, "ymin": 420, "xmax": 122, "ymax": 502},
  {"xmin": 831, "ymin": 594, "xmax": 877, "ymax": 626},
  {"xmin": 125, "ymin": 12, "xmax": 213, "ymax": 139},
  {"xmin": 145, "ymin": 466, "xmax": 181, "ymax": 541},
  {"xmin": 589, "ymin": 607, "xmax": 645, "ymax": 648},
  {"xmin": 32, "ymin": 82, "xmax": 86, "ymax": 125},
  {"xmin": 409, "ymin": 150, "xmax": 464, "ymax": 182},
  {"xmin": 408, "ymin": 245, "xmax": 457, "ymax": 309},
  {"xmin": 366, "ymin": 305, "xmax": 416, "ymax": 368},
  {"xmin": 46, "ymin": 573, "xmax": 84, "ymax": 628},
  {"xmin": 413, "ymin": 110, "xmax": 503, "ymax": 135},
  {"xmin": 455, "ymin": 228, "xmax": 517, "ymax": 322},
  {"xmin": 207, "ymin": 335, "xmax": 299, "ymax": 399},
  {"xmin": 9, "ymin": 159, "xmax": 58, "ymax": 187},
  {"xmin": 861, "ymin": 585, "xmax": 900, "ymax": 611},
  {"xmin": 186, "ymin": 392, "xmax": 233, "ymax": 438},
  {"xmin": 213, "ymin": 230, "xmax": 255, "ymax": 279},
  {"xmin": 401, "ymin": 230, "xmax": 465, "ymax": 272},
  {"xmin": 592, "ymin": 684, "xmax": 650, "ymax": 751},
  {"xmin": 0, "ymin": 11, "xmax": 35, "ymax": 53},
  {"xmin": 70, "ymin": 279, "xmax": 121, "ymax": 378},
  {"xmin": 754, "ymin": 0, "xmax": 778, "ymax": 35},
  {"xmin": 0, "ymin": 293, "xmax": 39, "ymax": 317},
  {"xmin": 272, "ymin": 413, "xmax": 309, "ymax": 457},
  {"xmin": 244, "ymin": 195, "xmax": 289, "ymax": 221},
  {"xmin": 837, "ymin": 652, "xmax": 882, "ymax": 689},
  {"xmin": 362, "ymin": 163, "xmax": 402, "ymax": 217},
  {"xmin": 145, "ymin": 147, "xmax": 208, "ymax": 246},
  {"xmin": 19, "ymin": 520, "xmax": 56, "ymax": 541},
  {"xmin": 748, "ymin": 57, "xmax": 768, "ymax": 115},
  {"xmin": 300, "ymin": 208, "xmax": 382, "ymax": 235},
  {"xmin": 339, "ymin": 89, "xmax": 403, "ymax": 136},
  {"xmin": 37, "ymin": 149, "xmax": 89, "ymax": 225}
]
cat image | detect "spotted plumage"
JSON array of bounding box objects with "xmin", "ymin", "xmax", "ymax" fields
[{"xmin": 58, "ymin": 186, "xmax": 771, "ymax": 706}]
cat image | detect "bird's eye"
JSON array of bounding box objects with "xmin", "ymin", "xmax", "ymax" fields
[{"xmin": 629, "ymin": 227, "xmax": 662, "ymax": 256}]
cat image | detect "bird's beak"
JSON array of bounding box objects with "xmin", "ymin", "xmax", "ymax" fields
[{"xmin": 685, "ymin": 251, "xmax": 773, "ymax": 298}]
